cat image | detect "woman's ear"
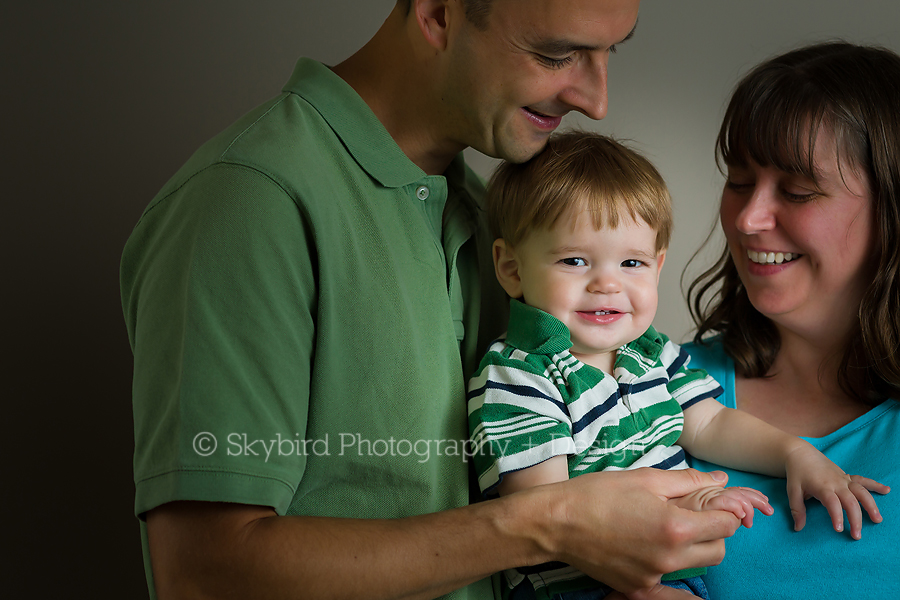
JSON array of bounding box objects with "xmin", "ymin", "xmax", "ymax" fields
[{"xmin": 493, "ymin": 239, "xmax": 524, "ymax": 298}]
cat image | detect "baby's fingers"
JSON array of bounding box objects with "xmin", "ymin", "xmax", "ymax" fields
[
  {"xmin": 850, "ymin": 479, "xmax": 885, "ymax": 525},
  {"xmin": 850, "ymin": 474, "xmax": 891, "ymax": 496},
  {"xmin": 740, "ymin": 487, "xmax": 774, "ymax": 516},
  {"xmin": 835, "ymin": 487, "xmax": 864, "ymax": 540},
  {"xmin": 787, "ymin": 482, "xmax": 807, "ymax": 532}
]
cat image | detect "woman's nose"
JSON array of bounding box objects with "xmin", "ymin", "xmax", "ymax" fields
[{"xmin": 735, "ymin": 187, "xmax": 777, "ymax": 235}]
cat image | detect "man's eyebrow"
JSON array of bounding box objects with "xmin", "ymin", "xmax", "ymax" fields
[
  {"xmin": 621, "ymin": 22, "xmax": 637, "ymax": 45},
  {"xmin": 611, "ymin": 21, "xmax": 637, "ymax": 52},
  {"xmin": 532, "ymin": 39, "xmax": 600, "ymax": 55},
  {"xmin": 532, "ymin": 20, "xmax": 638, "ymax": 56}
]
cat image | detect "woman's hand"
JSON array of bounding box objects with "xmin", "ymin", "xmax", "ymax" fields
[
  {"xmin": 784, "ymin": 442, "xmax": 891, "ymax": 539},
  {"xmin": 668, "ymin": 485, "xmax": 773, "ymax": 529}
]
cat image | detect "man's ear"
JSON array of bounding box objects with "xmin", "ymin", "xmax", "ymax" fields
[
  {"xmin": 493, "ymin": 239, "xmax": 524, "ymax": 298},
  {"xmin": 412, "ymin": 0, "xmax": 453, "ymax": 50},
  {"xmin": 655, "ymin": 250, "xmax": 667, "ymax": 282}
]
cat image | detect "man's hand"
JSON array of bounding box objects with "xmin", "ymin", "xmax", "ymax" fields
[{"xmin": 513, "ymin": 467, "xmax": 741, "ymax": 595}]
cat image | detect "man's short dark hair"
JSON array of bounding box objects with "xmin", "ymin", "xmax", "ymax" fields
[{"xmin": 398, "ymin": 0, "xmax": 493, "ymax": 29}]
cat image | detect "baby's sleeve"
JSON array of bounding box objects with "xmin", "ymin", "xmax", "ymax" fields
[
  {"xmin": 467, "ymin": 344, "xmax": 575, "ymax": 495},
  {"xmin": 662, "ymin": 339, "xmax": 724, "ymax": 412}
]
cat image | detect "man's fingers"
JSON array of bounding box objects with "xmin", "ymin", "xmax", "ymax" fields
[
  {"xmin": 670, "ymin": 536, "xmax": 730, "ymax": 574},
  {"xmin": 650, "ymin": 468, "xmax": 728, "ymax": 501},
  {"xmin": 626, "ymin": 584, "xmax": 700, "ymax": 599}
]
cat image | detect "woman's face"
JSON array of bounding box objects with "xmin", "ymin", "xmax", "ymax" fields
[{"xmin": 719, "ymin": 131, "xmax": 875, "ymax": 341}]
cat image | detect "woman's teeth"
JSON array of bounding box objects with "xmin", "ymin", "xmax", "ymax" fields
[{"xmin": 748, "ymin": 250, "xmax": 798, "ymax": 265}]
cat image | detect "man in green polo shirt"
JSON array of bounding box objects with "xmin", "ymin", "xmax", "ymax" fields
[{"xmin": 121, "ymin": 1, "xmax": 742, "ymax": 599}]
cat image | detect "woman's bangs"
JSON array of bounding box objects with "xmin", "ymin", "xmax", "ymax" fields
[{"xmin": 719, "ymin": 79, "xmax": 828, "ymax": 182}]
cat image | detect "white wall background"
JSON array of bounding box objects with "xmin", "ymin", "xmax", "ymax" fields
[{"xmin": 4, "ymin": 1, "xmax": 899, "ymax": 595}]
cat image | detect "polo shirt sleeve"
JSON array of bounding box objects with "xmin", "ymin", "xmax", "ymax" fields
[
  {"xmin": 467, "ymin": 347, "xmax": 575, "ymax": 495},
  {"xmin": 121, "ymin": 163, "xmax": 316, "ymax": 517},
  {"xmin": 662, "ymin": 339, "xmax": 724, "ymax": 412}
]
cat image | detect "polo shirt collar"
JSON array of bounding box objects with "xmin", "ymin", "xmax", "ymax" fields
[
  {"xmin": 504, "ymin": 300, "xmax": 667, "ymax": 366},
  {"xmin": 283, "ymin": 58, "xmax": 426, "ymax": 189},
  {"xmin": 505, "ymin": 300, "xmax": 573, "ymax": 355}
]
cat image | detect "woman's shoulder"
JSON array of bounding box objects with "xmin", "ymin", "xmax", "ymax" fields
[
  {"xmin": 682, "ymin": 336, "xmax": 730, "ymax": 373},
  {"xmin": 680, "ymin": 335, "xmax": 737, "ymax": 408}
]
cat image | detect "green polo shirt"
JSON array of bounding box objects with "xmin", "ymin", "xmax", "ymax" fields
[{"xmin": 121, "ymin": 58, "xmax": 505, "ymax": 599}]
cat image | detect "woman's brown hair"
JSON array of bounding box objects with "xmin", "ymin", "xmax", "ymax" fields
[{"xmin": 689, "ymin": 41, "xmax": 900, "ymax": 403}]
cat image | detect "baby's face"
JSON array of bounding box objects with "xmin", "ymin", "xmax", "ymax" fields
[{"xmin": 512, "ymin": 210, "xmax": 664, "ymax": 370}]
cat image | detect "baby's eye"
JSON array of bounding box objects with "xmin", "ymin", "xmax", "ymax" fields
[
  {"xmin": 561, "ymin": 257, "xmax": 587, "ymax": 267},
  {"xmin": 621, "ymin": 259, "xmax": 643, "ymax": 268}
]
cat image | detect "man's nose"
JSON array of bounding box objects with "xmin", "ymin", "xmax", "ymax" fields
[{"xmin": 561, "ymin": 56, "xmax": 609, "ymax": 121}]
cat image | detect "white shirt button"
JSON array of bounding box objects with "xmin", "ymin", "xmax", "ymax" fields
[{"xmin": 416, "ymin": 185, "xmax": 430, "ymax": 200}]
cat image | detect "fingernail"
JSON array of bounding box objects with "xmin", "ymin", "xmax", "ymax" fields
[{"xmin": 711, "ymin": 471, "xmax": 727, "ymax": 482}]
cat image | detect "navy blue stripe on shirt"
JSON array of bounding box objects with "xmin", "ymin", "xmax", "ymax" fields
[
  {"xmin": 571, "ymin": 389, "xmax": 620, "ymax": 435},
  {"xmin": 679, "ymin": 385, "xmax": 724, "ymax": 411},
  {"xmin": 620, "ymin": 377, "xmax": 668, "ymax": 396},
  {"xmin": 469, "ymin": 381, "xmax": 569, "ymax": 415},
  {"xmin": 651, "ymin": 448, "xmax": 687, "ymax": 470},
  {"xmin": 666, "ymin": 347, "xmax": 689, "ymax": 378}
]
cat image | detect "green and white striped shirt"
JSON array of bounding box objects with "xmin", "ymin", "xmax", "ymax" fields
[{"xmin": 467, "ymin": 301, "xmax": 722, "ymax": 598}]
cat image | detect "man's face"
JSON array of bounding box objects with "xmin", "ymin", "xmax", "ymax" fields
[{"xmin": 439, "ymin": 0, "xmax": 640, "ymax": 163}]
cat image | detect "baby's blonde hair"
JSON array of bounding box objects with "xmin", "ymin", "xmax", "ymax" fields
[{"xmin": 487, "ymin": 131, "xmax": 672, "ymax": 251}]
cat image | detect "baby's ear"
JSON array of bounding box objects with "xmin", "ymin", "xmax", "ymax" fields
[
  {"xmin": 656, "ymin": 250, "xmax": 667, "ymax": 280},
  {"xmin": 493, "ymin": 239, "xmax": 523, "ymax": 298}
]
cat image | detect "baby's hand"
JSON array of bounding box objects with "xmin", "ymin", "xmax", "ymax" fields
[
  {"xmin": 668, "ymin": 485, "xmax": 773, "ymax": 529},
  {"xmin": 785, "ymin": 443, "xmax": 890, "ymax": 540}
]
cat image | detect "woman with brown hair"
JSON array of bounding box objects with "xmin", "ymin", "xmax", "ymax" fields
[{"xmin": 685, "ymin": 41, "xmax": 899, "ymax": 598}]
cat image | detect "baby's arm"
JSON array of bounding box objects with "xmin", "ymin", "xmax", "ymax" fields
[
  {"xmin": 680, "ymin": 398, "xmax": 890, "ymax": 539},
  {"xmin": 497, "ymin": 455, "xmax": 569, "ymax": 496}
]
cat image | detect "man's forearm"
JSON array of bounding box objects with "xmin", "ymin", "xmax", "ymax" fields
[
  {"xmin": 148, "ymin": 469, "xmax": 740, "ymax": 600},
  {"xmin": 148, "ymin": 497, "xmax": 545, "ymax": 600}
]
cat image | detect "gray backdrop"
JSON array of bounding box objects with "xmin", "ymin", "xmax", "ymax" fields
[{"xmin": 4, "ymin": 1, "xmax": 898, "ymax": 595}]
